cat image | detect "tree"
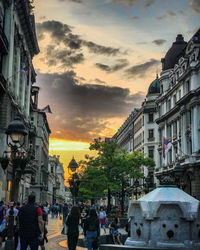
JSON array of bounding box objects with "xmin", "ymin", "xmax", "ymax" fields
[{"xmin": 79, "ymin": 138, "xmax": 155, "ymax": 213}]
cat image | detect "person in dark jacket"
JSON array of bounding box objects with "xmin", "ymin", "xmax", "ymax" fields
[
  {"xmin": 66, "ymin": 206, "xmax": 80, "ymax": 250},
  {"xmin": 63, "ymin": 203, "xmax": 69, "ymax": 224},
  {"xmin": 18, "ymin": 194, "xmax": 44, "ymax": 250},
  {"xmin": 84, "ymin": 209, "xmax": 100, "ymax": 250}
]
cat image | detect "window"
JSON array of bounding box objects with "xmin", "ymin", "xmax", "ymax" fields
[
  {"xmin": 173, "ymin": 121, "xmax": 177, "ymax": 135},
  {"xmin": 148, "ymin": 147, "xmax": 154, "ymax": 159},
  {"xmin": 186, "ymin": 80, "xmax": 190, "ymax": 92},
  {"xmin": 173, "ymin": 94, "xmax": 176, "ymax": 106},
  {"xmin": 148, "ymin": 113, "xmax": 154, "ymax": 123},
  {"xmin": 167, "ymin": 99, "xmax": 171, "ymax": 111},
  {"xmin": 148, "ymin": 129, "xmax": 154, "ymax": 139},
  {"xmin": 161, "ymin": 85, "xmax": 163, "ymax": 93}
]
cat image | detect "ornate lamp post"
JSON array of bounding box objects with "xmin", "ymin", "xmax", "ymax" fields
[
  {"xmin": 5, "ymin": 117, "xmax": 28, "ymax": 201},
  {"xmin": 173, "ymin": 161, "xmax": 184, "ymax": 188},
  {"xmin": 4, "ymin": 117, "xmax": 27, "ymax": 250},
  {"xmin": 144, "ymin": 171, "xmax": 155, "ymax": 194},
  {"xmin": 68, "ymin": 157, "xmax": 79, "ymax": 205}
]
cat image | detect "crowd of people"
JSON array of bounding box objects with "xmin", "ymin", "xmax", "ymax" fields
[{"xmin": 0, "ymin": 197, "xmax": 123, "ymax": 250}]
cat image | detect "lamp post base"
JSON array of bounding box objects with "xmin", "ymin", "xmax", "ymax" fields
[{"xmin": 5, "ymin": 239, "xmax": 15, "ymax": 250}]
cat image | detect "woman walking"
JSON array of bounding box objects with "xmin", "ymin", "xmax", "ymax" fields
[
  {"xmin": 66, "ymin": 206, "xmax": 80, "ymax": 250},
  {"xmin": 84, "ymin": 209, "xmax": 100, "ymax": 250},
  {"xmin": 98, "ymin": 207, "xmax": 106, "ymax": 234}
]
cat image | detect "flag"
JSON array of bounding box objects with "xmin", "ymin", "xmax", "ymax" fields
[
  {"xmin": 22, "ymin": 65, "xmax": 29, "ymax": 86},
  {"xmin": 41, "ymin": 105, "xmax": 52, "ymax": 114},
  {"xmin": 163, "ymin": 137, "xmax": 172, "ymax": 159}
]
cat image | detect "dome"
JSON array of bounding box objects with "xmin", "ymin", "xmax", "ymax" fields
[
  {"xmin": 147, "ymin": 76, "xmax": 160, "ymax": 95},
  {"xmin": 161, "ymin": 34, "xmax": 187, "ymax": 71}
]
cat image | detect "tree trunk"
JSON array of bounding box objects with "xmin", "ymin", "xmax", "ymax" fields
[
  {"xmin": 107, "ymin": 188, "xmax": 111, "ymax": 213},
  {"xmin": 121, "ymin": 181, "xmax": 125, "ymax": 215}
]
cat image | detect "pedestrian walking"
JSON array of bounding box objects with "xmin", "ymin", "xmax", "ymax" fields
[
  {"xmin": 98, "ymin": 207, "xmax": 106, "ymax": 234},
  {"xmin": 6, "ymin": 202, "xmax": 19, "ymax": 249},
  {"xmin": 62, "ymin": 203, "xmax": 69, "ymax": 224},
  {"xmin": 38, "ymin": 205, "xmax": 48, "ymax": 250},
  {"xmin": 84, "ymin": 208, "xmax": 100, "ymax": 250},
  {"xmin": 18, "ymin": 194, "xmax": 44, "ymax": 250},
  {"xmin": 0, "ymin": 201, "xmax": 5, "ymax": 225},
  {"xmin": 66, "ymin": 206, "xmax": 80, "ymax": 250}
]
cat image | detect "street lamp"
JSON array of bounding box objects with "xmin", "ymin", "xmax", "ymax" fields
[
  {"xmin": 173, "ymin": 161, "xmax": 184, "ymax": 188},
  {"xmin": 6, "ymin": 117, "xmax": 27, "ymax": 149},
  {"xmin": 145, "ymin": 171, "xmax": 155, "ymax": 194},
  {"xmin": 5, "ymin": 117, "xmax": 28, "ymax": 201},
  {"xmin": 4, "ymin": 117, "xmax": 27, "ymax": 250},
  {"xmin": 68, "ymin": 157, "xmax": 79, "ymax": 204}
]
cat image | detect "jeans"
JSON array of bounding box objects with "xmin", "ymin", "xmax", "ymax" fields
[{"xmin": 86, "ymin": 231, "xmax": 97, "ymax": 250}]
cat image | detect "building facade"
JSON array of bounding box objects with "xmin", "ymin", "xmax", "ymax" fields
[
  {"xmin": 156, "ymin": 30, "xmax": 200, "ymax": 199},
  {"xmin": 0, "ymin": 0, "xmax": 39, "ymax": 201},
  {"xmin": 115, "ymin": 29, "xmax": 200, "ymax": 200}
]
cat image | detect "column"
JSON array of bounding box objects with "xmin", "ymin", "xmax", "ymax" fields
[
  {"xmin": 25, "ymin": 67, "xmax": 31, "ymax": 118},
  {"xmin": 193, "ymin": 106, "xmax": 199, "ymax": 153},
  {"xmin": 182, "ymin": 113, "xmax": 187, "ymax": 155},
  {"xmin": 15, "ymin": 46, "xmax": 21, "ymax": 99},
  {"xmin": 171, "ymin": 123, "xmax": 174, "ymax": 163},
  {"xmin": 3, "ymin": 2, "xmax": 15, "ymax": 85}
]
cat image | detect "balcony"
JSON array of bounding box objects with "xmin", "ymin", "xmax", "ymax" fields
[{"xmin": 0, "ymin": 25, "xmax": 8, "ymax": 54}]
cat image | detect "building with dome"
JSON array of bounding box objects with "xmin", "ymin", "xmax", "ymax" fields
[
  {"xmin": 156, "ymin": 29, "xmax": 200, "ymax": 199},
  {"xmin": 115, "ymin": 76, "xmax": 161, "ymax": 196}
]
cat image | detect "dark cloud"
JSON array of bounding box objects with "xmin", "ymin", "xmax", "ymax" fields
[
  {"xmin": 94, "ymin": 78, "xmax": 106, "ymax": 84},
  {"xmin": 131, "ymin": 16, "xmax": 140, "ymax": 20},
  {"xmin": 36, "ymin": 20, "xmax": 71, "ymax": 41},
  {"xmin": 167, "ymin": 11, "xmax": 176, "ymax": 18},
  {"xmin": 179, "ymin": 10, "xmax": 186, "ymax": 15},
  {"xmin": 36, "ymin": 20, "xmax": 121, "ymax": 57},
  {"xmin": 190, "ymin": 0, "xmax": 200, "ymax": 13},
  {"xmin": 43, "ymin": 45, "xmax": 84, "ymax": 67},
  {"xmin": 111, "ymin": 0, "xmax": 139, "ymax": 7},
  {"xmin": 125, "ymin": 59, "xmax": 160, "ymax": 78},
  {"xmin": 152, "ymin": 39, "xmax": 166, "ymax": 46},
  {"xmin": 96, "ymin": 59, "xmax": 129, "ymax": 73},
  {"xmin": 136, "ymin": 42, "xmax": 148, "ymax": 45},
  {"xmin": 156, "ymin": 15, "xmax": 166, "ymax": 21},
  {"xmin": 37, "ymin": 71, "xmax": 144, "ymax": 141},
  {"xmin": 59, "ymin": 0, "xmax": 83, "ymax": 3},
  {"xmin": 144, "ymin": 0, "xmax": 155, "ymax": 8},
  {"xmin": 83, "ymin": 41, "xmax": 120, "ymax": 56}
]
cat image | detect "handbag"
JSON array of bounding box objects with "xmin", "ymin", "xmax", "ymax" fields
[
  {"xmin": 61, "ymin": 223, "xmax": 68, "ymax": 235},
  {"xmin": 61, "ymin": 215, "xmax": 68, "ymax": 235}
]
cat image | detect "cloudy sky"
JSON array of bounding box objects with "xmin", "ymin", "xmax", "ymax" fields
[{"xmin": 33, "ymin": 0, "xmax": 199, "ymax": 167}]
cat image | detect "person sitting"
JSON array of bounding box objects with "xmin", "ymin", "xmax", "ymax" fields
[{"xmin": 109, "ymin": 216, "xmax": 122, "ymax": 245}]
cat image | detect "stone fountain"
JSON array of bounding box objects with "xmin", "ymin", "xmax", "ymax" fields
[{"xmin": 125, "ymin": 176, "xmax": 200, "ymax": 249}]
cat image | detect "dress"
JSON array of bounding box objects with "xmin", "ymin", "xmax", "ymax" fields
[{"xmin": 66, "ymin": 214, "xmax": 79, "ymax": 250}]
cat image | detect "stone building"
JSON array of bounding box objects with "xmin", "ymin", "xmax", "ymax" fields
[
  {"xmin": 115, "ymin": 77, "xmax": 160, "ymax": 195},
  {"xmin": 48, "ymin": 155, "xmax": 67, "ymax": 204},
  {"xmin": 0, "ymin": 0, "xmax": 39, "ymax": 201},
  {"xmin": 156, "ymin": 30, "xmax": 200, "ymax": 199}
]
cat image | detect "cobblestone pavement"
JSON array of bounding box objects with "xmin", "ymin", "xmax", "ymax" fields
[{"xmin": 0, "ymin": 217, "xmax": 126, "ymax": 249}]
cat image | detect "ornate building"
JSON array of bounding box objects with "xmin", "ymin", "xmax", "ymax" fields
[
  {"xmin": 0, "ymin": 0, "xmax": 39, "ymax": 201},
  {"xmin": 156, "ymin": 30, "xmax": 200, "ymax": 199}
]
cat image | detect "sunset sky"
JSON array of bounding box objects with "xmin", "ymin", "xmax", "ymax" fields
[{"xmin": 33, "ymin": 0, "xmax": 200, "ymax": 175}]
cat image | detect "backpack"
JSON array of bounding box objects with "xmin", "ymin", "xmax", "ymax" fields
[{"xmin": 88, "ymin": 218, "xmax": 97, "ymax": 231}]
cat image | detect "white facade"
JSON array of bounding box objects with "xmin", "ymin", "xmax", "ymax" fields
[{"xmin": 156, "ymin": 30, "xmax": 200, "ymax": 199}]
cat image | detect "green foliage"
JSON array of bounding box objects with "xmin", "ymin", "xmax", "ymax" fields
[{"xmin": 78, "ymin": 138, "xmax": 155, "ymax": 202}]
